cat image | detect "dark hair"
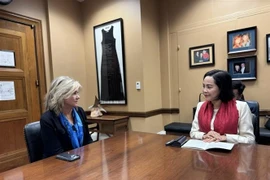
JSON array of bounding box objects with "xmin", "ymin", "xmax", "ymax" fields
[
  {"xmin": 232, "ymin": 80, "xmax": 245, "ymax": 95},
  {"xmin": 203, "ymin": 69, "xmax": 234, "ymax": 102},
  {"xmin": 232, "ymin": 80, "xmax": 246, "ymax": 100}
]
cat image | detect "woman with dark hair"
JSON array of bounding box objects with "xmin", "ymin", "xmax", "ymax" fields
[
  {"xmin": 190, "ymin": 70, "xmax": 255, "ymax": 144},
  {"xmin": 232, "ymin": 80, "xmax": 245, "ymax": 101}
]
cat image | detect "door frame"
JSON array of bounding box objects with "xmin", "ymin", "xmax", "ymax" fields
[{"xmin": 0, "ymin": 9, "xmax": 46, "ymax": 112}]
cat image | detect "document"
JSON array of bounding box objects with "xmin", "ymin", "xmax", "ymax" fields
[
  {"xmin": 181, "ymin": 139, "xmax": 234, "ymax": 151},
  {"xmin": 0, "ymin": 50, "xmax": 15, "ymax": 67},
  {"xmin": 0, "ymin": 81, "xmax": 16, "ymax": 101}
]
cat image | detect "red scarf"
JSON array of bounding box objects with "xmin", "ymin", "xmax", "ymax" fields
[{"xmin": 198, "ymin": 99, "xmax": 239, "ymax": 135}]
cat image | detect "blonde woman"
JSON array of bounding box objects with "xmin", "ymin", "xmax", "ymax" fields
[{"xmin": 40, "ymin": 76, "xmax": 93, "ymax": 158}]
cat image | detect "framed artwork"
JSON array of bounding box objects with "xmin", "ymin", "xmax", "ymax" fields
[
  {"xmin": 266, "ymin": 34, "xmax": 270, "ymax": 62},
  {"xmin": 189, "ymin": 44, "xmax": 215, "ymax": 68},
  {"xmin": 93, "ymin": 18, "xmax": 127, "ymax": 105},
  {"xmin": 227, "ymin": 56, "xmax": 256, "ymax": 81},
  {"xmin": 227, "ymin": 26, "xmax": 257, "ymax": 54}
]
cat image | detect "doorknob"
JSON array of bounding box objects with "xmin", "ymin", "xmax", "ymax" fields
[{"xmin": 35, "ymin": 80, "xmax": 39, "ymax": 87}]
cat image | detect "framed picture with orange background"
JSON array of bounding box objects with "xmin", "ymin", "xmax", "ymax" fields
[{"xmin": 227, "ymin": 26, "xmax": 257, "ymax": 54}]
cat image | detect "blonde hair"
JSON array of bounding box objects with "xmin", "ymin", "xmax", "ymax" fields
[{"xmin": 45, "ymin": 76, "xmax": 82, "ymax": 115}]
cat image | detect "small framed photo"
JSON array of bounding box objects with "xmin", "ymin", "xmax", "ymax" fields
[
  {"xmin": 189, "ymin": 44, "xmax": 215, "ymax": 68},
  {"xmin": 227, "ymin": 26, "xmax": 257, "ymax": 54},
  {"xmin": 93, "ymin": 18, "xmax": 127, "ymax": 105},
  {"xmin": 266, "ymin": 34, "xmax": 270, "ymax": 62},
  {"xmin": 227, "ymin": 56, "xmax": 256, "ymax": 81}
]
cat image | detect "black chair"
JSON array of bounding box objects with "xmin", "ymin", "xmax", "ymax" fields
[
  {"xmin": 24, "ymin": 121, "xmax": 43, "ymax": 163},
  {"xmin": 258, "ymin": 116, "xmax": 270, "ymax": 145},
  {"xmin": 246, "ymin": 100, "xmax": 260, "ymax": 143},
  {"xmin": 164, "ymin": 94, "xmax": 203, "ymax": 135},
  {"xmin": 164, "ymin": 122, "xmax": 191, "ymax": 136},
  {"xmin": 88, "ymin": 123, "xmax": 100, "ymax": 141},
  {"xmin": 259, "ymin": 127, "xmax": 270, "ymax": 145}
]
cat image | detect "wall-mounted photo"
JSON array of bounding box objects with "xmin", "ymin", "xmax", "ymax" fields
[
  {"xmin": 227, "ymin": 56, "xmax": 256, "ymax": 81},
  {"xmin": 227, "ymin": 26, "xmax": 257, "ymax": 54},
  {"xmin": 266, "ymin": 34, "xmax": 270, "ymax": 62},
  {"xmin": 93, "ymin": 18, "xmax": 127, "ymax": 105},
  {"xmin": 189, "ymin": 44, "xmax": 215, "ymax": 68}
]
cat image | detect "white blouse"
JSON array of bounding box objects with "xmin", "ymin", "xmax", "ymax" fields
[{"xmin": 190, "ymin": 100, "xmax": 255, "ymax": 144}]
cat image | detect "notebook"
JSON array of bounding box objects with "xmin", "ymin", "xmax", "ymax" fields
[{"xmin": 181, "ymin": 139, "xmax": 234, "ymax": 151}]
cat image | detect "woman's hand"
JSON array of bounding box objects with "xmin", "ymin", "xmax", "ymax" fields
[
  {"xmin": 217, "ymin": 135, "xmax": 227, "ymax": 142},
  {"xmin": 202, "ymin": 131, "xmax": 226, "ymax": 142}
]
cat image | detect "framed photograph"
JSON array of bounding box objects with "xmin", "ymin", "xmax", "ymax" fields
[
  {"xmin": 227, "ymin": 26, "xmax": 257, "ymax": 54},
  {"xmin": 93, "ymin": 18, "xmax": 127, "ymax": 105},
  {"xmin": 189, "ymin": 44, "xmax": 215, "ymax": 68},
  {"xmin": 266, "ymin": 34, "xmax": 270, "ymax": 62},
  {"xmin": 227, "ymin": 56, "xmax": 256, "ymax": 81}
]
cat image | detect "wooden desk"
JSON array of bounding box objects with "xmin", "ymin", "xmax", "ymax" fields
[
  {"xmin": 86, "ymin": 115, "xmax": 129, "ymax": 138},
  {"xmin": 0, "ymin": 131, "xmax": 268, "ymax": 179}
]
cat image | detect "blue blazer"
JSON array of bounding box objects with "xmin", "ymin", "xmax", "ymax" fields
[{"xmin": 40, "ymin": 106, "xmax": 93, "ymax": 158}]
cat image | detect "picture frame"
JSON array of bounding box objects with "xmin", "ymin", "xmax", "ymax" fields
[
  {"xmin": 227, "ymin": 56, "xmax": 256, "ymax": 81},
  {"xmin": 266, "ymin": 34, "xmax": 270, "ymax": 62},
  {"xmin": 227, "ymin": 26, "xmax": 257, "ymax": 54},
  {"xmin": 189, "ymin": 44, "xmax": 215, "ymax": 68},
  {"xmin": 93, "ymin": 18, "xmax": 127, "ymax": 105}
]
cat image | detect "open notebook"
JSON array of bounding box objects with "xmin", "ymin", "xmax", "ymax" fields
[{"xmin": 181, "ymin": 139, "xmax": 234, "ymax": 151}]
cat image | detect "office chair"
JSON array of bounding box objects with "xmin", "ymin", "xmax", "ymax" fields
[
  {"xmin": 24, "ymin": 121, "xmax": 43, "ymax": 163},
  {"xmin": 245, "ymin": 101, "xmax": 260, "ymax": 143},
  {"xmin": 248, "ymin": 100, "xmax": 270, "ymax": 144},
  {"xmin": 88, "ymin": 123, "xmax": 100, "ymax": 141},
  {"xmin": 259, "ymin": 116, "xmax": 270, "ymax": 145},
  {"xmin": 164, "ymin": 93, "xmax": 203, "ymax": 135}
]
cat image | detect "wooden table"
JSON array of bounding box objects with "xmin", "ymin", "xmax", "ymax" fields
[
  {"xmin": 86, "ymin": 115, "xmax": 129, "ymax": 140},
  {"xmin": 0, "ymin": 131, "xmax": 269, "ymax": 179}
]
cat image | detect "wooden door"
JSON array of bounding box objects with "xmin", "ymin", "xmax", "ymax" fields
[{"xmin": 0, "ymin": 10, "xmax": 46, "ymax": 172}]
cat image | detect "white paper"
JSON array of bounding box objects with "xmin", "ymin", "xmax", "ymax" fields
[
  {"xmin": 182, "ymin": 139, "xmax": 234, "ymax": 151},
  {"xmin": 0, "ymin": 51, "xmax": 15, "ymax": 67},
  {"xmin": 0, "ymin": 81, "xmax": 16, "ymax": 101}
]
